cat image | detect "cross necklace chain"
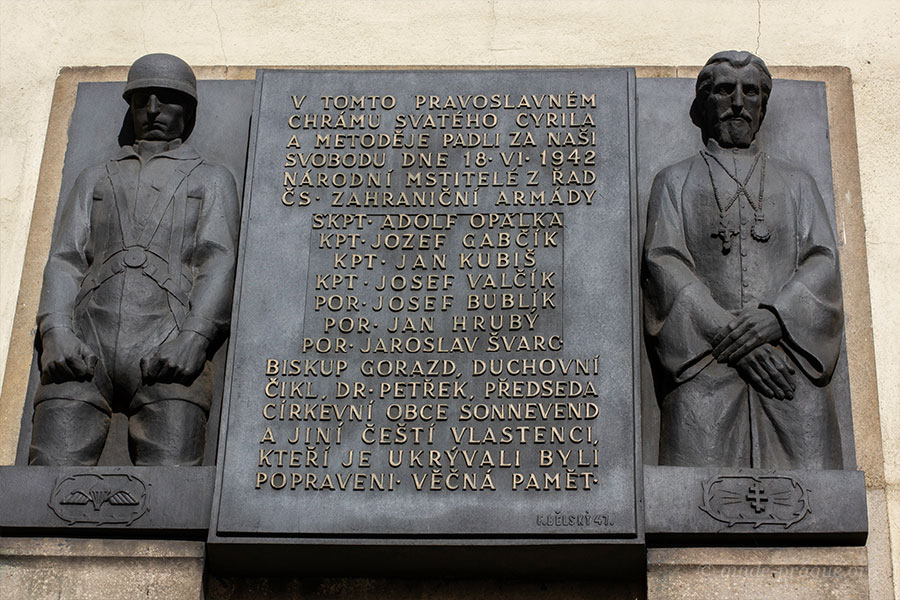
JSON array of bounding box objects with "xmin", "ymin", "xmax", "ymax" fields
[{"xmin": 700, "ymin": 149, "xmax": 770, "ymax": 254}]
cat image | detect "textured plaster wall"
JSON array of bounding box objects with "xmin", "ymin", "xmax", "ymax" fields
[{"xmin": 0, "ymin": 0, "xmax": 897, "ymax": 597}]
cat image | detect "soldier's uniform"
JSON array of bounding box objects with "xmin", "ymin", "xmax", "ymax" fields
[{"xmin": 30, "ymin": 138, "xmax": 239, "ymax": 466}]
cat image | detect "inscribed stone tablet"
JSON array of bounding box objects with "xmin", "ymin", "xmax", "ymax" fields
[{"xmin": 213, "ymin": 69, "xmax": 640, "ymax": 542}]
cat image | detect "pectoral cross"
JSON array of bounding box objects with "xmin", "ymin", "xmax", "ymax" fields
[{"xmin": 712, "ymin": 222, "xmax": 738, "ymax": 253}]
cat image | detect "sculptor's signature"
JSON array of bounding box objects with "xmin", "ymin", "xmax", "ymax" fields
[{"xmin": 536, "ymin": 511, "xmax": 612, "ymax": 527}]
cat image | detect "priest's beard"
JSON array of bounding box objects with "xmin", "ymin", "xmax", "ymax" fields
[{"xmin": 712, "ymin": 118, "xmax": 756, "ymax": 149}]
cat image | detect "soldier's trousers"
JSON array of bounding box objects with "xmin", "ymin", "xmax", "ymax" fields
[{"xmin": 30, "ymin": 397, "xmax": 206, "ymax": 466}]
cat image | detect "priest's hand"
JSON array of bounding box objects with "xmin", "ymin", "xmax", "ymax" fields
[
  {"xmin": 734, "ymin": 344, "xmax": 796, "ymax": 400},
  {"xmin": 141, "ymin": 330, "xmax": 210, "ymax": 385},
  {"xmin": 712, "ymin": 307, "xmax": 783, "ymax": 364},
  {"xmin": 40, "ymin": 327, "xmax": 98, "ymax": 384}
]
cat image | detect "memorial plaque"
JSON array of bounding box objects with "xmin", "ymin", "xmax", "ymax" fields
[
  {"xmin": 0, "ymin": 55, "xmax": 873, "ymax": 583},
  {"xmin": 210, "ymin": 69, "xmax": 641, "ymax": 569}
]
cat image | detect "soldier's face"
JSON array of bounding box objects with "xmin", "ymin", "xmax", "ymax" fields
[
  {"xmin": 130, "ymin": 88, "xmax": 189, "ymax": 142},
  {"xmin": 702, "ymin": 64, "xmax": 764, "ymax": 148}
]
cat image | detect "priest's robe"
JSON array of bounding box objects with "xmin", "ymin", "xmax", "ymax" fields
[{"xmin": 642, "ymin": 141, "xmax": 844, "ymax": 469}]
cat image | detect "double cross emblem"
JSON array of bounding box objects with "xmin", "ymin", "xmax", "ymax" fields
[{"xmin": 712, "ymin": 222, "xmax": 739, "ymax": 254}]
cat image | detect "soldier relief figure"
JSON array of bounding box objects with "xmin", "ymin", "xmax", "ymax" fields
[
  {"xmin": 643, "ymin": 51, "xmax": 843, "ymax": 469},
  {"xmin": 30, "ymin": 54, "xmax": 239, "ymax": 466}
]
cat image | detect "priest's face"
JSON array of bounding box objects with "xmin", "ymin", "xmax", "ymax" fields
[{"xmin": 701, "ymin": 63, "xmax": 764, "ymax": 148}]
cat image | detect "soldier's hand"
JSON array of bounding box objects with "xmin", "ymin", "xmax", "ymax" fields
[
  {"xmin": 141, "ymin": 330, "xmax": 210, "ymax": 385},
  {"xmin": 712, "ymin": 307, "xmax": 783, "ymax": 364},
  {"xmin": 734, "ymin": 344, "xmax": 796, "ymax": 400},
  {"xmin": 40, "ymin": 328, "xmax": 98, "ymax": 384}
]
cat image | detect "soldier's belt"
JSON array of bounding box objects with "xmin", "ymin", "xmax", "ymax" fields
[{"xmin": 76, "ymin": 247, "xmax": 191, "ymax": 308}]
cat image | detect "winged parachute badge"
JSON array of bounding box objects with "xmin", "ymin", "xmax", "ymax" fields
[
  {"xmin": 49, "ymin": 473, "xmax": 149, "ymax": 525},
  {"xmin": 60, "ymin": 488, "xmax": 140, "ymax": 510}
]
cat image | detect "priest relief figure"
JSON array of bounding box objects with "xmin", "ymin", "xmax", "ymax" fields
[{"xmin": 642, "ymin": 51, "xmax": 843, "ymax": 469}]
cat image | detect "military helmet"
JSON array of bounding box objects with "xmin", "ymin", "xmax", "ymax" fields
[{"xmin": 123, "ymin": 53, "xmax": 197, "ymax": 102}]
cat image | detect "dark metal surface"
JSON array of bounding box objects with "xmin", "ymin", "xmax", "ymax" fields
[
  {"xmin": 644, "ymin": 465, "xmax": 867, "ymax": 544},
  {"xmin": 5, "ymin": 63, "xmax": 251, "ymax": 536},
  {"xmin": 0, "ymin": 466, "xmax": 215, "ymax": 537},
  {"xmin": 29, "ymin": 52, "xmax": 240, "ymax": 466},
  {"xmin": 211, "ymin": 68, "xmax": 642, "ymax": 557},
  {"xmin": 637, "ymin": 76, "xmax": 856, "ymax": 470},
  {"xmin": 3, "ymin": 58, "xmax": 868, "ymax": 566},
  {"xmin": 15, "ymin": 77, "xmax": 255, "ymax": 467},
  {"xmin": 640, "ymin": 53, "xmax": 852, "ymax": 471},
  {"xmin": 207, "ymin": 538, "xmax": 647, "ymax": 579}
]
